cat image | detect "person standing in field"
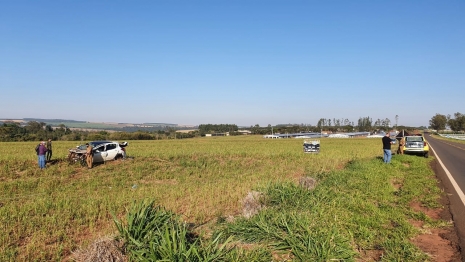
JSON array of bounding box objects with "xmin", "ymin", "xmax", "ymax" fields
[
  {"xmin": 121, "ymin": 147, "xmax": 127, "ymax": 160},
  {"xmin": 382, "ymin": 132, "xmax": 394, "ymax": 163},
  {"xmin": 85, "ymin": 143, "xmax": 93, "ymax": 169},
  {"xmin": 397, "ymin": 137, "xmax": 405, "ymax": 155},
  {"xmin": 46, "ymin": 138, "xmax": 52, "ymax": 162},
  {"xmin": 37, "ymin": 141, "xmax": 47, "ymax": 169}
]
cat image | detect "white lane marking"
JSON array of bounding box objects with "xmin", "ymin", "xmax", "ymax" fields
[{"xmin": 430, "ymin": 144, "xmax": 465, "ymax": 208}]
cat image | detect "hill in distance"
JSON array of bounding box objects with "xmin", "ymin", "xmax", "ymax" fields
[{"xmin": 0, "ymin": 118, "xmax": 196, "ymax": 132}]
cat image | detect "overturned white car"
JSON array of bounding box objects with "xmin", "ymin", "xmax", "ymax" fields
[{"xmin": 68, "ymin": 141, "xmax": 128, "ymax": 164}]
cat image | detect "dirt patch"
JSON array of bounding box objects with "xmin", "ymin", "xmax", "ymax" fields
[
  {"xmin": 271, "ymin": 249, "xmax": 294, "ymax": 261},
  {"xmin": 356, "ymin": 249, "xmax": 383, "ymax": 261},
  {"xmin": 412, "ymin": 228, "xmax": 459, "ymax": 262},
  {"xmin": 390, "ymin": 178, "xmax": 403, "ymax": 190},
  {"xmin": 404, "ymin": 159, "xmax": 464, "ymax": 261},
  {"xmin": 410, "ymin": 201, "xmax": 442, "ymax": 220},
  {"xmin": 409, "ymin": 219, "xmax": 424, "ymax": 228},
  {"xmin": 409, "ymin": 199, "xmax": 462, "ymax": 261}
]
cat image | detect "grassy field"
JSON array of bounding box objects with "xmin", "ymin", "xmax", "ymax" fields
[{"xmin": 0, "ymin": 136, "xmax": 449, "ymax": 261}]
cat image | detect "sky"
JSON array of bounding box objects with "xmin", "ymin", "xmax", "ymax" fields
[{"xmin": 1, "ymin": 1, "xmax": 464, "ymax": 127}]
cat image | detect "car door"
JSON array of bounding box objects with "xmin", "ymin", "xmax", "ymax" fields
[
  {"xmin": 92, "ymin": 145, "xmax": 105, "ymax": 163},
  {"xmin": 104, "ymin": 143, "xmax": 118, "ymax": 161}
]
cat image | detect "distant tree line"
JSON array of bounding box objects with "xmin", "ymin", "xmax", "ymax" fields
[
  {"xmin": 248, "ymin": 116, "xmax": 421, "ymax": 135},
  {"xmin": 0, "ymin": 121, "xmax": 73, "ymax": 142},
  {"xmin": 87, "ymin": 130, "xmax": 199, "ymax": 141},
  {"xmin": 119, "ymin": 126, "xmax": 194, "ymax": 132},
  {"xmin": 0, "ymin": 121, "xmax": 199, "ymax": 142},
  {"xmin": 429, "ymin": 112, "xmax": 465, "ymax": 132},
  {"xmin": 198, "ymin": 124, "xmax": 238, "ymax": 136}
]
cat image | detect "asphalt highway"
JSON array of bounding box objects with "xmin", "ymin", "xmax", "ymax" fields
[{"xmin": 425, "ymin": 132, "xmax": 465, "ymax": 257}]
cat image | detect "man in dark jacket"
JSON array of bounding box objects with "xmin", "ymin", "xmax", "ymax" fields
[
  {"xmin": 382, "ymin": 132, "xmax": 394, "ymax": 163},
  {"xmin": 37, "ymin": 141, "xmax": 47, "ymax": 169}
]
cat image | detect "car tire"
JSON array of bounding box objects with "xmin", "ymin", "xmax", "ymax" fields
[{"xmin": 424, "ymin": 152, "xmax": 429, "ymax": 158}]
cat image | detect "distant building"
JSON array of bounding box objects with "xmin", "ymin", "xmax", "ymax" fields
[
  {"xmin": 264, "ymin": 132, "xmax": 326, "ymax": 139},
  {"xmin": 205, "ymin": 133, "xmax": 229, "ymax": 137},
  {"xmin": 237, "ymin": 130, "xmax": 251, "ymax": 135},
  {"xmin": 328, "ymin": 132, "xmax": 369, "ymax": 138}
]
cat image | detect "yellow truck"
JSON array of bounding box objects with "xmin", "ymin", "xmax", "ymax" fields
[{"xmin": 402, "ymin": 135, "xmax": 429, "ymax": 158}]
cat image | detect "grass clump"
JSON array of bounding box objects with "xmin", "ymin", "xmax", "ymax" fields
[
  {"xmin": 113, "ymin": 200, "xmax": 233, "ymax": 261},
  {"xmin": 220, "ymin": 184, "xmax": 357, "ymax": 261}
]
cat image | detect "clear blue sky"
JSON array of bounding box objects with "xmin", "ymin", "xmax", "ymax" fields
[{"xmin": 1, "ymin": 1, "xmax": 464, "ymax": 127}]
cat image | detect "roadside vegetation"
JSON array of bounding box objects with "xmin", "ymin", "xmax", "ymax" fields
[
  {"xmin": 0, "ymin": 136, "xmax": 450, "ymax": 261},
  {"xmin": 429, "ymin": 112, "xmax": 465, "ymax": 132}
]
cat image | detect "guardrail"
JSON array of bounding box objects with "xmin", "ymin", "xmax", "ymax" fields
[{"xmin": 439, "ymin": 134, "xmax": 465, "ymax": 140}]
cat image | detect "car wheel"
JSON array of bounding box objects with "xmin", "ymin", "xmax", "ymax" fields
[
  {"xmin": 67, "ymin": 152, "xmax": 76, "ymax": 164},
  {"xmin": 424, "ymin": 152, "xmax": 429, "ymax": 158},
  {"xmin": 79, "ymin": 156, "xmax": 87, "ymax": 166}
]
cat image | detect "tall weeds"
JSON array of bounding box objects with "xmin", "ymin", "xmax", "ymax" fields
[{"xmin": 114, "ymin": 200, "xmax": 233, "ymax": 261}]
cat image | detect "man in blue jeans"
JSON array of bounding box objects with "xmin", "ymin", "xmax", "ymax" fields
[
  {"xmin": 382, "ymin": 132, "xmax": 394, "ymax": 163},
  {"xmin": 37, "ymin": 141, "xmax": 48, "ymax": 169}
]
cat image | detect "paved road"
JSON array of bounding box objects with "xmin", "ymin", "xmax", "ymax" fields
[{"xmin": 425, "ymin": 132, "xmax": 465, "ymax": 257}]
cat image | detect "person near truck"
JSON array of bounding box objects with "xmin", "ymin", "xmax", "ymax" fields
[
  {"xmin": 382, "ymin": 132, "xmax": 394, "ymax": 163},
  {"xmin": 46, "ymin": 138, "xmax": 52, "ymax": 162},
  {"xmin": 397, "ymin": 137, "xmax": 405, "ymax": 155},
  {"xmin": 85, "ymin": 143, "xmax": 93, "ymax": 169},
  {"xmin": 36, "ymin": 141, "xmax": 47, "ymax": 169}
]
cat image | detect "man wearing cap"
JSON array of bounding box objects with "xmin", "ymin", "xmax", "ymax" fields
[
  {"xmin": 37, "ymin": 141, "xmax": 48, "ymax": 169},
  {"xmin": 85, "ymin": 143, "xmax": 93, "ymax": 169}
]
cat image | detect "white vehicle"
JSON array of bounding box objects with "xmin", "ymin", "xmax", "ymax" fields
[
  {"xmin": 91, "ymin": 141, "xmax": 128, "ymax": 163},
  {"xmin": 68, "ymin": 141, "xmax": 128, "ymax": 164},
  {"xmin": 303, "ymin": 139, "xmax": 320, "ymax": 153}
]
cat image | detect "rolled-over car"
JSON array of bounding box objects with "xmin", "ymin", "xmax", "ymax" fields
[
  {"xmin": 402, "ymin": 135, "xmax": 429, "ymax": 158},
  {"xmin": 68, "ymin": 141, "xmax": 128, "ymax": 164}
]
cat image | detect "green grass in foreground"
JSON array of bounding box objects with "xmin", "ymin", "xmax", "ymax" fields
[
  {"xmin": 115, "ymin": 154, "xmax": 442, "ymax": 261},
  {"xmin": 0, "ymin": 137, "xmax": 447, "ymax": 261},
  {"xmin": 215, "ymin": 155, "xmax": 440, "ymax": 261}
]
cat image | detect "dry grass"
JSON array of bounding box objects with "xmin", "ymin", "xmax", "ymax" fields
[
  {"xmin": 242, "ymin": 191, "xmax": 264, "ymax": 219},
  {"xmin": 299, "ymin": 176, "xmax": 317, "ymax": 190},
  {"xmin": 70, "ymin": 236, "xmax": 127, "ymax": 262}
]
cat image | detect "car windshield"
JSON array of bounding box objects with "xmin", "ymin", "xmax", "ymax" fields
[{"xmin": 406, "ymin": 136, "xmax": 423, "ymax": 142}]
